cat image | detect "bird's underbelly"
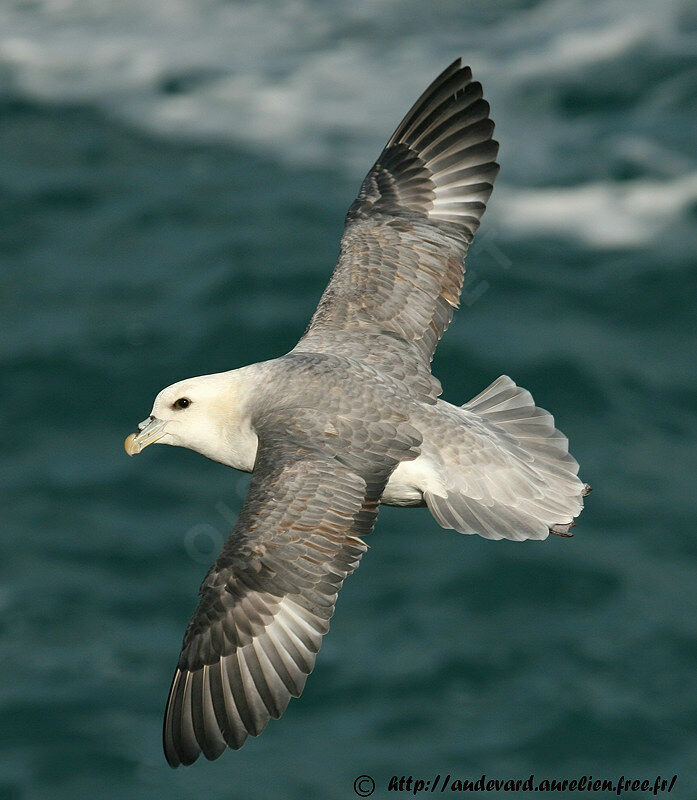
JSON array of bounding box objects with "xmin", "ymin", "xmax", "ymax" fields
[{"xmin": 381, "ymin": 455, "xmax": 444, "ymax": 507}]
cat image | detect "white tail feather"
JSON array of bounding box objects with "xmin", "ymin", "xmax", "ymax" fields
[{"xmin": 421, "ymin": 376, "xmax": 586, "ymax": 542}]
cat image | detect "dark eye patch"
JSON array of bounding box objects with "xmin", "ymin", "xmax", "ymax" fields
[{"xmin": 173, "ymin": 397, "xmax": 191, "ymax": 410}]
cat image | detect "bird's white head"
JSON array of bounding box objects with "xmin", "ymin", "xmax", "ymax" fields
[{"xmin": 124, "ymin": 370, "xmax": 259, "ymax": 470}]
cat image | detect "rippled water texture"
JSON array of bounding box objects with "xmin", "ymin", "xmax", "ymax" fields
[{"xmin": 2, "ymin": 1, "xmax": 696, "ymax": 798}]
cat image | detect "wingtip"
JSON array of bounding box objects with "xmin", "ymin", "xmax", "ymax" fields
[
  {"xmin": 163, "ymin": 667, "xmax": 203, "ymax": 768},
  {"xmin": 164, "ymin": 751, "xmax": 182, "ymax": 769}
]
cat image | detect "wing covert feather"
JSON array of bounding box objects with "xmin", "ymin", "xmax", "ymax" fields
[
  {"xmin": 296, "ymin": 59, "xmax": 499, "ymax": 400},
  {"xmin": 163, "ymin": 405, "xmax": 420, "ymax": 766}
]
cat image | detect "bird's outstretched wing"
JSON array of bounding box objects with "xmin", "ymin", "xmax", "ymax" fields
[
  {"xmin": 163, "ymin": 406, "xmax": 420, "ymax": 766},
  {"xmin": 295, "ymin": 58, "xmax": 499, "ymax": 400}
]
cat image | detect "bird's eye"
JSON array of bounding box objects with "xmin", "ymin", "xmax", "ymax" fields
[{"xmin": 173, "ymin": 397, "xmax": 191, "ymax": 410}]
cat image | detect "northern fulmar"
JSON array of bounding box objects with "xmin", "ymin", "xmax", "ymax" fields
[{"xmin": 124, "ymin": 58, "xmax": 590, "ymax": 767}]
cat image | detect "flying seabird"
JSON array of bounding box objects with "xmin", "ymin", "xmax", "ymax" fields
[{"xmin": 124, "ymin": 59, "xmax": 590, "ymax": 766}]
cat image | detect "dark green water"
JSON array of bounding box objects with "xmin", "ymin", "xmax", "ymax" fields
[{"xmin": 2, "ymin": 3, "xmax": 697, "ymax": 797}]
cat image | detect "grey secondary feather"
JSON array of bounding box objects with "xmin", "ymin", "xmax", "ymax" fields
[
  {"xmin": 163, "ymin": 374, "xmax": 421, "ymax": 766},
  {"xmin": 124, "ymin": 58, "xmax": 589, "ymax": 767},
  {"xmin": 297, "ymin": 59, "xmax": 499, "ymax": 400}
]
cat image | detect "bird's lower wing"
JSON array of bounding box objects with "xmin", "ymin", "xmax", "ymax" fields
[
  {"xmin": 296, "ymin": 58, "xmax": 499, "ymax": 401},
  {"xmin": 163, "ymin": 408, "xmax": 420, "ymax": 766}
]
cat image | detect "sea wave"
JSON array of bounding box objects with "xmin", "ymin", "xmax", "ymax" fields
[
  {"xmin": 1, "ymin": 0, "xmax": 695, "ymax": 245},
  {"xmin": 494, "ymin": 172, "xmax": 697, "ymax": 248}
]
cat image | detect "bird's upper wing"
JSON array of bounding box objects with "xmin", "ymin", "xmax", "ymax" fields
[
  {"xmin": 163, "ymin": 406, "xmax": 420, "ymax": 766},
  {"xmin": 295, "ymin": 59, "xmax": 499, "ymax": 400}
]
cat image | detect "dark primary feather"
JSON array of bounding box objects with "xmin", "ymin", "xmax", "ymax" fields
[
  {"xmin": 296, "ymin": 58, "xmax": 500, "ymax": 401},
  {"xmin": 163, "ymin": 58, "xmax": 500, "ymax": 765},
  {"xmin": 163, "ymin": 398, "xmax": 421, "ymax": 766}
]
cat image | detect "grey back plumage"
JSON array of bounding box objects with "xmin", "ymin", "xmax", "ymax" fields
[
  {"xmin": 296, "ymin": 58, "xmax": 499, "ymax": 400},
  {"xmin": 163, "ymin": 372, "xmax": 421, "ymax": 765},
  {"xmin": 163, "ymin": 59, "xmax": 500, "ymax": 765}
]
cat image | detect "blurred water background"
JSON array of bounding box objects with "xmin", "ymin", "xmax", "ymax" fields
[{"xmin": 2, "ymin": 1, "xmax": 697, "ymax": 797}]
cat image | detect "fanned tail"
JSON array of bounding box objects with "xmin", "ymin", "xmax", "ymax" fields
[{"xmin": 423, "ymin": 376, "xmax": 589, "ymax": 542}]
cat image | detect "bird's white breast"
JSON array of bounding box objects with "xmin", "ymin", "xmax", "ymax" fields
[{"xmin": 219, "ymin": 425, "xmax": 259, "ymax": 472}]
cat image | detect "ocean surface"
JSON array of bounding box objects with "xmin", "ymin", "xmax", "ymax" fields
[{"xmin": 2, "ymin": 1, "xmax": 697, "ymax": 798}]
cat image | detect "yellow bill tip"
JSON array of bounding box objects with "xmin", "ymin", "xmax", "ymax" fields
[{"xmin": 124, "ymin": 433, "xmax": 140, "ymax": 456}]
